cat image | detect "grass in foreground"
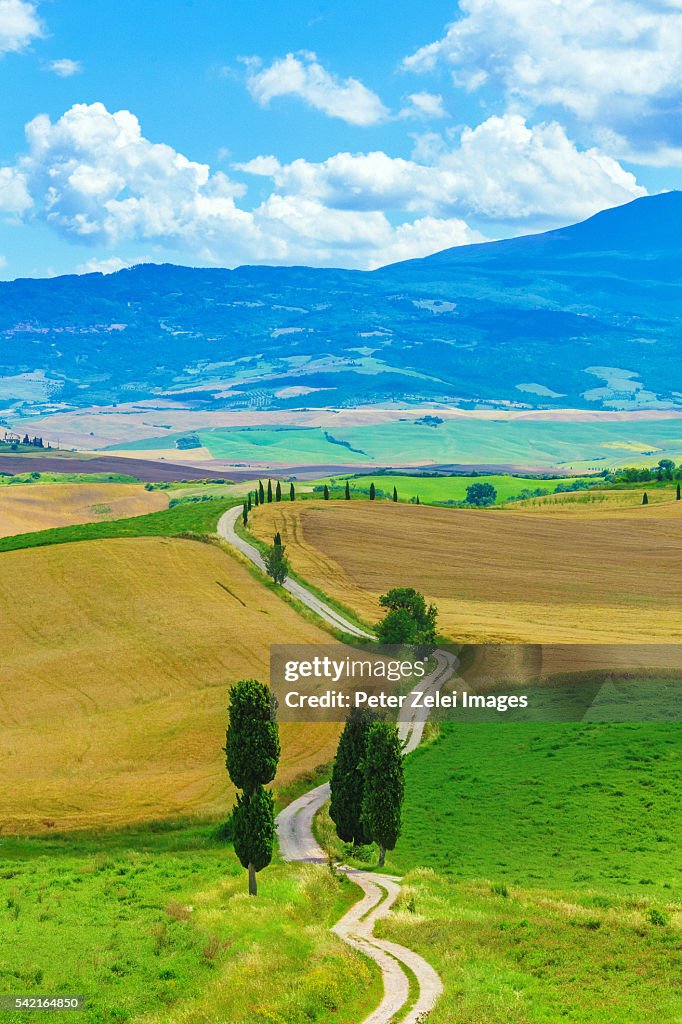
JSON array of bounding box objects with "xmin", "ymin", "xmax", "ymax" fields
[
  {"xmin": 0, "ymin": 497, "xmax": 234, "ymax": 552},
  {"xmin": 0, "ymin": 826, "xmax": 379, "ymax": 1024},
  {"xmin": 376, "ymin": 722, "xmax": 681, "ymax": 1024}
]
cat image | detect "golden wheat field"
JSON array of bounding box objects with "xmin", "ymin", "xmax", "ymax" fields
[
  {"xmin": 250, "ymin": 498, "xmax": 682, "ymax": 644},
  {"xmin": 0, "ymin": 537, "xmax": 338, "ymax": 832},
  {"xmin": 0, "ymin": 483, "xmax": 167, "ymax": 537}
]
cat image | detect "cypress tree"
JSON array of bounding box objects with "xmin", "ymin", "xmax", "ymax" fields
[
  {"xmin": 254, "ymin": 489, "xmax": 259, "ymax": 507},
  {"xmin": 258, "ymin": 480, "xmax": 265, "ymax": 504},
  {"xmin": 642, "ymin": 492, "xmax": 649, "ymax": 505},
  {"xmin": 361, "ymin": 722, "xmax": 404, "ymax": 867},
  {"xmin": 677, "ymin": 483, "xmax": 681, "ymax": 501},
  {"xmin": 267, "ymin": 480, "xmax": 273, "ymax": 503},
  {"xmin": 273, "ymin": 531, "xmax": 282, "ymax": 547},
  {"xmin": 225, "ymin": 680, "xmax": 280, "ymax": 895},
  {"xmin": 416, "ymin": 496, "xmax": 420, "ymax": 505},
  {"xmin": 247, "ymin": 493, "xmax": 252, "ymax": 511},
  {"xmin": 242, "ymin": 501, "xmax": 248, "ymax": 526},
  {"xmin": 369, "ymin": 482, "xmax": 376, "ymax": 501},
  {"xmin": 290, "ymin": 482, "xmax": 295, "ymax": 501},
  {"xmin": 275, "ymin": 481, "xmax": 282, "ymax": 502},
  {"xmin": 323, "ymin": 484, "xmax": 330, "ymax": 500},
  {"xmin": 392, "ymin": 486, "xmax": 398, "ymax": 503},
  {"xmin": 329, "ymin": 707, "xmax": 378, "ymax": 846},
  {"xmin": 345, "ymin": 480, "xmax": 351, "ymax": 500}
]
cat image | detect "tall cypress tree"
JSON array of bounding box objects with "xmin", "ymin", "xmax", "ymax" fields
[
  {"xmin": 361, "ymin": 722, "xmax": 404, "ymax": 867},
  {"xmin": 323, "ymin": 484, "xmax": 330, "ymax": 500},
  {"xmin": 258, "ymin": 480, "xmax": 265, "ymax": 504},
  {"xmin": 247, "ymin": 493, "xmax": 252, "ymax": 511},
  {"xmin": 369, "ymin": 482, "xmax": 376, "ymax": 501},
  {"xmin": 345, "ymin": 480, "xmax": 351, "ymax": 501},
  {"xmin": 254, "ymin": 489, "xmax": 259, "ymax": 507},
  {"xmin": 677, "ymin": 483, "xmax": 681, "ymax": 501},
  {"xmin": 643, "ymin": 491, "xmax": 649, "ymax": 505},
  {"xmin": 275, "ymin": 481, "xmax": 282, "ymax": 502},
  {"xmin": 242, "ymin": 501, "xmax": 248, "ymax": 526},
  {"xmin": 225, "ymin": 680, "xmax": 280, "ymax": 896},
  {"xmin": 393, "ymin": 486, "xmax": 398, "ymax": 503},
  {"xmin": 267, "ymin": 480, "xmax": 273, "ymax": 503},
  {"xmin": 329, "ymin": 707, "xmax": 378, "ymax": 846},
  {"xmin": 290, "ymin": 482, "xmax": 295, "ymax": 501}
]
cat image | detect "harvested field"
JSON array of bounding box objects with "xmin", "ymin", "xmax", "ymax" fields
[
  {"xmin": 249, "ymin": 500, "xmax": 682, "ymax": 643},
  {"xmin": 0, "ymin": 454, "xmax": 233, "ymax": 482},
  {"xmin": 0, "ymin": 483, "xmax": 168, "ymax": 537},
  {"xmin": 0, "ymin": 537, "xmax": 338, "ymax": 832}
]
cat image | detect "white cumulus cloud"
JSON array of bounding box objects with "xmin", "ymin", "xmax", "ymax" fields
[
  {"xmin": 240, "ymin": 114, "xmax": 645, "ymax": 224},
  {"xmin": 48, "ymin": 57, "xmax": 82, "ymax": 77},
  {"xmin": 403, "ymin": 0, "xmax": 682, "ymax": 148},
  {"xmin": 399, "ymin": 92, "xmax": 449, "ymax": 120},
  {"xmin": 0, "ymin": 101, "xmax": 488, "ymax": 270},
  {"xmin": 0, "ymin": 0, "xmax": 41, "ymax": 54},
  {"xmin": 245, "ymin": 51, "xmax": 389, "ymax": 126}
]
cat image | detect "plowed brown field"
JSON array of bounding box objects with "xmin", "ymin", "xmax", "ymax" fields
[{"xmin": 249, "ymin": 499, "xmax": 682, "ymax": 644}]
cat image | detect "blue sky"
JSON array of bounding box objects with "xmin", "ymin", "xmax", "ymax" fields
[{"xmin": 1, "ymin": 0, "xmax": 681, "ymax": 278}]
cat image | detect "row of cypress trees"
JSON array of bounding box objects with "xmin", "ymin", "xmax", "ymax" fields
[{"xmin": 329, "ymin": 708, "xmax": 405, "ymax": 867}]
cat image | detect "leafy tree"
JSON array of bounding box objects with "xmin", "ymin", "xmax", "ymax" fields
[
  {"xmin": 345, "ymin": 480, "xmax": 351, "ymax": 500},
  {"xmin": 323, "ymin": 484, "xmax": 330, "ymax": 500},
  {"xmin": 659, "ymin": 459, "xmax": 675, "ymax": 480},
  {"xmin": 258, "ymin": 480, "xmax": 265, "ymax": 504},
  {"xmin": 376, "ymin": 587, "xmax": 437, "ymax": 646},
  {"xmin": 643, "ymin": 491, "xmax": 649, "ymax": 505},
  {"xmin": 289, "ymin": 482, "xmax": 295, "ymax": 501},
  {"xmin": 225, "ymin": 679, "xmax": 280, "ymax": 895},
  {"xmin": 263, "ymin": 542, "xmax": 289, "ymax": 584},
  {"xmin": 392, "ymin": 486, "xmax": 398, "ymax": 503},
  {"xmin": 369, "ymin": 482, "xmax": 376, "ymax": 501},
  {"xmin": 275, "ymin": 481, "xmax": 282, "ymax": 502},
  {"xmin": 466, "ymin": 482, "xmax": 497, "ymax": 506},
  {"xmin": 361, "ymin": 722, "xmax": 404, "ymax": 866},
  {"xmin": 267, "ymin": 480, "xmax": 273, "ymax": 503},
  {"xmin": 329, "ymin": 707, "xmax": 378, "ymax": 846}
]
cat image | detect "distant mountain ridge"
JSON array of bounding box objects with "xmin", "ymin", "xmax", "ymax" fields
[{"xmin": 1, "ymin": 192, "xmax": 680, "ymax": 418}]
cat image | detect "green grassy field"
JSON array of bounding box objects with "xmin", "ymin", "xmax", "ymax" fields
[
  {"xmin": 0, "ymin": 472, "xmax": 140, "ymax": 486},
  {"xmin": 105, "ymin": 419, "xmax": 682, "ymax": 469},
  {"xmin": 313, "ymin": 472, "xmax": 588, "ymax": 505},
  {"xmin": 0, "ymin": 497, "xmax": 235, "ymax": 553},
  {"xmin": 0, "ymin": 825, "xmax": 379, "ymax": 1024},
  {"xmin": 372, "ymin": 723, "xmax": 681, "ymax": 1023}
]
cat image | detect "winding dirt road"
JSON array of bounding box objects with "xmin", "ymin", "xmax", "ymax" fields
[
  {"xmin": 217, "ymin": 505, "xmax": 374, "ymax": 639},
  {"xmin": 277, "ymin": 650, "xmax": 457, "ymax": 1024},
  {"xmin": 217, "ymin": 504, "xmax": 455, "ymax": 1021}
]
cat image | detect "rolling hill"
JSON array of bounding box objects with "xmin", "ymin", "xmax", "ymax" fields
[{"xmin": 0, "ymin": 536, "xmax": 339, "ymax": 832}]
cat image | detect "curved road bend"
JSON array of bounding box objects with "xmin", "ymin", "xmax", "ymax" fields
[
  {"xmin": 217, "ymin": 505, "xmax": 374, "ymax": 639},
  {"xmin": 218, "ymin": 504, "xmax": 457, "ymax": 1022},
  {"xmin": 277, "ymin": 650, "xmax": 458, "ymax": 1024}
]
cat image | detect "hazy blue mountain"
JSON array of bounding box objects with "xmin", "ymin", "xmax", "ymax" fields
[{"xmin": 1, "ymin": 192, "xmax": 680, "ymax": 416}]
